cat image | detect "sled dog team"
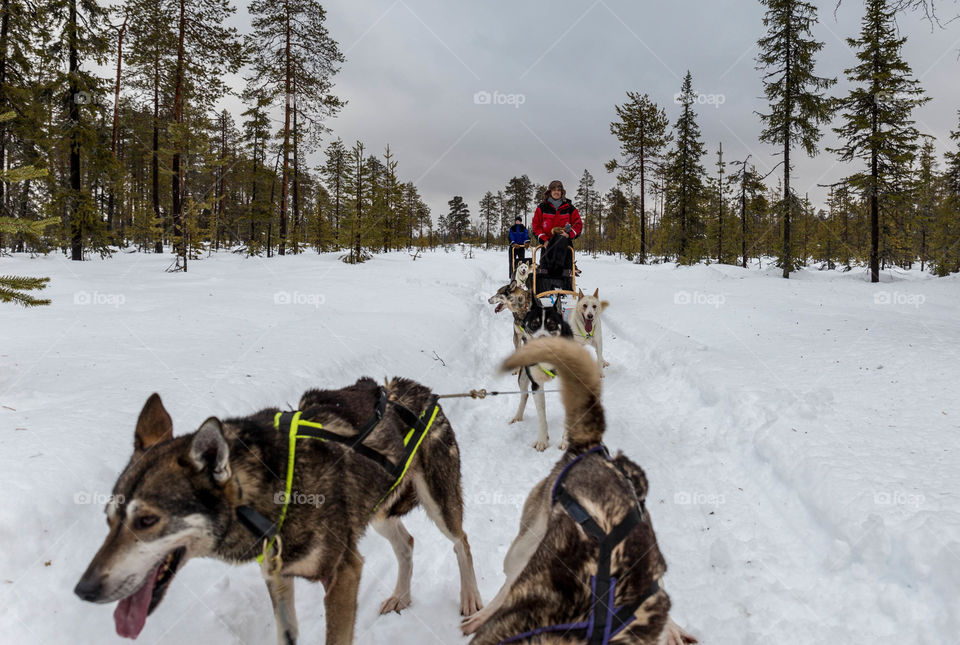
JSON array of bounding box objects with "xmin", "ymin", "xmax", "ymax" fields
[{"xmin": 75, "ymin": 274, "xmax": 696, "ymax": 643}]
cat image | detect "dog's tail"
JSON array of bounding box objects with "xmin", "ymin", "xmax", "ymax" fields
[{"xmin": 500, "ymin": 337, "xmax": 604, "ymax": 447}]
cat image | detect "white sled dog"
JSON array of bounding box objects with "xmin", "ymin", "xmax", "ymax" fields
[{"xmin": 572, "ymin": 288, "xmax": 610, "ymax": 374}]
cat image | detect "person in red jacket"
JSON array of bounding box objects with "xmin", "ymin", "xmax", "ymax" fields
[{"xmin": 533, "ymin": 180, "xmax": 582, "ymax": 289}]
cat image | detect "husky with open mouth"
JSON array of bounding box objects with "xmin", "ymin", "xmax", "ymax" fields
[{"xmin": 75, "ymin": 381, "xmax": 483, "ymax": 644}]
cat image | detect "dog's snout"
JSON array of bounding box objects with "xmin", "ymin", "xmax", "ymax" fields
[{"xmin": 74, "ymin": 574, "xmax": 103, "ymax": 602}]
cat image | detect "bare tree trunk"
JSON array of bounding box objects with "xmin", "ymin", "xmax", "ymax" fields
[{"xmin": 69, "ymin": 0, "xmax": 82, "ymax": 260}]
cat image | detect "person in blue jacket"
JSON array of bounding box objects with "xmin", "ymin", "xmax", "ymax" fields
[{"xmin": 508, "ymin": 216, "xmax": 530, "ymax": 277}]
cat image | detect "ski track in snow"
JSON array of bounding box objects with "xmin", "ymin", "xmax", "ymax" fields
[{"xmin": 1, "ymin": 248, "xmax": 958, "ymax": 644}]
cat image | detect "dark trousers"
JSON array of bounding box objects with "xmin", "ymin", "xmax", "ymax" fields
[
  {"xmin": 538, "ymin": 236, "xmax": 573, "ymax": 291},
  {"xmin": 509, "ymin": 246, "xmax": 526, "ymax": 277}
]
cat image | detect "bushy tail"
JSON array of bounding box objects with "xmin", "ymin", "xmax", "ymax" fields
[{"xmin": 501, "ymin": 337, "xmax": 605, "ymax": 446}]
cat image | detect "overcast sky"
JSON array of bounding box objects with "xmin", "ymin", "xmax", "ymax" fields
[{"xmin": 233, "ymin": 0, "xmax": 960, "ymax": 224}]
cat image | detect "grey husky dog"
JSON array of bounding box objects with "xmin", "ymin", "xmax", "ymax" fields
[{"xmin": 74, "ymin": 378, "xmax": 483, "ymax": 644}]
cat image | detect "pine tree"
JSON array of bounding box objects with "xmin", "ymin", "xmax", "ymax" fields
[
  {"xmin": 504, "ymin": 175, "xmax": 534, "ymax": 226},
  {"xmin": 248, "ymin": 0, "xmax": 343, "ymax": 256},
  {"xmin": 478, "ymin": 191, "xmax": 498, "ymax": 247},
  {"xmin": 945, "ymin": 110, "xmax": 960, "ymax": 200},
  {"xmin": 343, "ymin": 140, "xmax": 368, "ymax": 263},
  {"xmin": 320, "ymin": 138, "xmax": 348, "ymax": 247},
  {"xmin": 606, "ymin": 92, "xmax": 671, "ymax": 263},
  {"xmin": 757, "ymin": 0, "xmax": 835, "ymax": 278},
  {"xmin": 829, "ymin": 0, "xmax": 928, "ymax": 282},
  {"xmin": 167, "ymin": 0, "xmax": 243, "ymax": 269},
  {"xmin": 664, "ymin": 72, "xmax": 707, "ymax": 263}
]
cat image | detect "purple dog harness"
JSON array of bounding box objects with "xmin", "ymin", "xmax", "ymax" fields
[{"xmin": 498, "ymin": 445, "xmax": 660, "ymax": 645}]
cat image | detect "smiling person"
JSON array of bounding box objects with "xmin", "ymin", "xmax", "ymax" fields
[{"xmin": 532, "ymin": 180, "xmax": 583, "ymax": 291}]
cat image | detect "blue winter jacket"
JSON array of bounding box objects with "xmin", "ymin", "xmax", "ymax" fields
[{"xmin": 509, "ymin": 224, "xmax": 530, "ymax": 246}]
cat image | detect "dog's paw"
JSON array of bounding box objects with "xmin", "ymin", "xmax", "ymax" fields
[
  {"xmin": 602, "ymin": 360, "xmax": 610, "ymax": 368},
  {"xmin": 533, "ymin": 438, "xmax": 549, "ymax": 452},
  {"xmin": 558, "ymin": 440, "xmax": 568, "ymax": 451},
  {"xmin": 665, "ymin": 618, "xmax": 698, "ymax": 645},
  {"xmin": 459, "ymin": 590, "xmax": 483, "ymax": 617},
  {"xmin": 379, "ymin": 593, "xmax": 412, "ymax": 614},
  {"xmin": 508, "ymin": 415, "xmax": 523, "ymax": 425}
]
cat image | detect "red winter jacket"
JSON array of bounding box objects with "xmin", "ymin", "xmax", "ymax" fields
[{"xmin": 532, "ymin": 199, "xmax": 583, "ymax": 244}]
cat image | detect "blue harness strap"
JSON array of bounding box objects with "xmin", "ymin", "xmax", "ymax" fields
[{"xmin": 499, "ymin": 446, "xmax": 660, "ymax": 645}]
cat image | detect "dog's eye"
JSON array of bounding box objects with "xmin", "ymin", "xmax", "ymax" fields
[{"xmin": 134, "ymin": 515, "xmax": 159, "ymax": 530}]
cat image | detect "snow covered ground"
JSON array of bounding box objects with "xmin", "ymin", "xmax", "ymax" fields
[{"xmin": 1, "ymin": 247, "xmax": 958, "ymax": 644}]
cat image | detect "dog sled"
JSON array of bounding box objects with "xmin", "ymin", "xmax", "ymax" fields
[{"xmin": 531, "ymin": 243, "xmax": 577, "ymax": 300}]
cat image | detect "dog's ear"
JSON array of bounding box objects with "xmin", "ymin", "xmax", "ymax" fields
[
  {"xmin": 592, "ymin": 288, "xmax": 599, "ymax": 299},
  {"xmin": 577, "ymin": 288, "xmax": 584, "ymax": 298},
  {"xmin": 135, "ymin": 393, "xmax": 173, "ymax": 452},
  {"xmin": 601, "ymin": 300, "xmax": 610, "ymax": 311},
  {"xmin": 189, "ymin": 417, "xmax": 231, "ymax": 484},
  {"xmin": 508, "ymin": 280, "xmax": 518, "ymax": 290}
]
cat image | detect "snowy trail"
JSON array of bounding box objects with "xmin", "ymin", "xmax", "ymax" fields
[{"xmin": 1, "ymin": 248, "xmax": 958, "ymax": 644}]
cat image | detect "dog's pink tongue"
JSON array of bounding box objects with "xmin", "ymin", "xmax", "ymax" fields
[
  {"xmin": 584, "ymin": 319, "xmax": 593, "ymax": 333},
  {"xmin": 113, "ymin": 566, "xmax": 159, "ymax": 639}
]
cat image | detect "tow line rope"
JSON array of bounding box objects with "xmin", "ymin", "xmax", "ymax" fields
[{"xmin": 436, "ymin": 388, "xmax": 560, "ymax": 399}]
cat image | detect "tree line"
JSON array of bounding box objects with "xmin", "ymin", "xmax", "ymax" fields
[
  {"xmin": 446, "ymin": 0, "xmax": 959, "ymax": 279},
  {"xmin": 0, "ymin": 0, "xmax": 438, "ymax": 271}
]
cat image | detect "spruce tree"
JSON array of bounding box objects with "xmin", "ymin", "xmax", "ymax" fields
[
  {"xmin": 829, "ymin": 0, "xmax": 928, "ymax": 282},
  {"xmin": 446, "ymin": 196, "xmax": 470, "ymax": 243},
  {"xmin": 664, "ymin": 72, "xmax": 707, "ymax": 263},
  {"xmin": 913, "ymin": 139, "xmax": 938, "ymax": 271},
  {"xmin": 757, "ymin": 0, "xmax": 835, "ymax": 278},
  {"xmin": 606, "ymin": 92, "xmax": 671, "ymax": 263}
]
